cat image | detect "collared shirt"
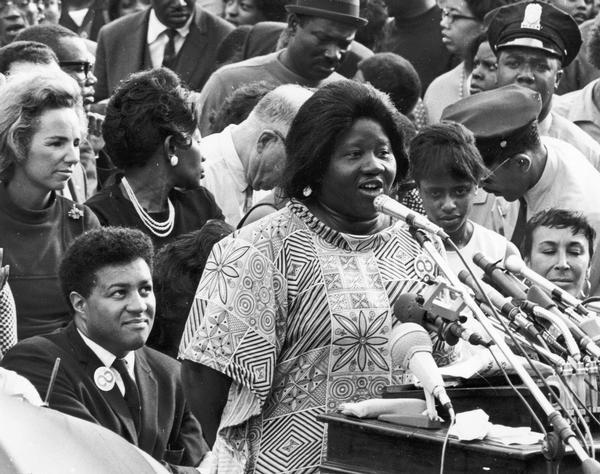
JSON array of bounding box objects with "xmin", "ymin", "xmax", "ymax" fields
[
  {"xmin": 147, "ymin": 8, "xmax": 193, "ymax": 67},
  {"xmin": 538, "ymin": 110, "xmax": 600, "ymax": 171},
  {"xmin": 77, "ymin": 328, "xmax": 136, "ymax": 395},
  {"xmin": 200, "ymin": 124, "xmax": 269, "ymax": 225},
  {"xmin": 553, "ymin": 79, "xmax": 600, "ymax": 146}
]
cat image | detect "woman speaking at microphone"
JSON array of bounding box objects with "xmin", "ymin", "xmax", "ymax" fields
[{"xmin": 178, "ymin": 80, "xmax": 447, "ymax": 473}]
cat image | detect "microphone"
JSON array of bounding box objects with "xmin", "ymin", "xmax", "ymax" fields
[
  {"xmin": 373, "ymin": 194, "xmax": 449, "ymax": 240},
  {"xmin": 527, "ymin": 285, "xmax": 600, "ymax": 359},
  {"xmin": 394, "ymin": 293, "xmax": 491, "ymax": 347},
  {"xmin": 472, "ymin": 252, "xmax": 528, "ymax": 300},
  {"xmin": 457, "ymin": 269, "xmax": 540, "ymax": 340},
  {"xmin": 389, "ymin": 322, "xmax": 454, "ymax": 418},
  {"xmin": 504, "ymin": 255, "xmax": 589, "ymax": 316}
]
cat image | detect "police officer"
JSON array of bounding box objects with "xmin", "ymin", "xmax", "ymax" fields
[{"xmin": 487, "ymin": 0, "xmax": 600, "ymax": 170}]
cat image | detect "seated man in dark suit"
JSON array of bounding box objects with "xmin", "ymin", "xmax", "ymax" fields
[
  {"xmin": 93, "ymin": 0, "xmax": 233, "ymax": 101},
  {"xmin": 2, "ymin": 227, "xmax": 209, "ymax": 473}
]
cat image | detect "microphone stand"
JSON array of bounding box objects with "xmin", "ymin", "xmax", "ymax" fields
[{"xmin": 411, "ymin": 229, "xmax": 600, "ymax": 473}]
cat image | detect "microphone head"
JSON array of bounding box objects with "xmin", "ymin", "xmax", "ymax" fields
[
  {"xmin": 390, "ymin": 322, "xmax": 433, "ymax": 370},
  {"xmin": 504, "ymin": 254, "xmax": 525, "ymax": 274},
  {"xmin": 373, "ymin": 194, "xmax": 391, "ymax": 212}
]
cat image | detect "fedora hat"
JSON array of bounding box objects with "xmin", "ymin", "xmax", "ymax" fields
[{"xmin": 285, "ymin": 0, "xmax": 368, "ymax": 27}]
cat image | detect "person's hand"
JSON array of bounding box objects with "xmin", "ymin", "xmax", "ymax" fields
[
  {"xmin": 87, "ymin": 112, "xmax": 105, "ymax": 154},
  {"xmin": 0, "ymin": 248, "xmax": 9, "ymax": 292}
]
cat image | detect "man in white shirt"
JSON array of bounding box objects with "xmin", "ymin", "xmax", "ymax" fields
[
  {"xmin": 201, "ymin": 84, "xmax": 313, "ymax": 226},
  {"xmin": 443, "ymin": 83, "xmax": 600, "ymax": 295},
  {"xmin": 93, "ymin": 0, "xmax": 232, "ymax": 101}
]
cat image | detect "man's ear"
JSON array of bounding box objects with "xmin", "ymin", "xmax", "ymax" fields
[
  {"xmin": 514, "ymin": 153, "xmax": 532, "ymax": 172},
  {"xmin": 288, "ymin": 13, "xmax": 299, "ymax": 34},
  {"xmin": 554, "ymin": 68, "xmax": 564, "ymax": 90},
  {"xmin": 70, "ymin": 291, "xmax": 87, "ymax": 318},
  {"xmin": 256, "ymin": 130, "xmax": 275, "ymax": 154}
]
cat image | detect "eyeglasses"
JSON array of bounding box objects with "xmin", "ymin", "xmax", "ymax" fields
[
  {"xmin": 441, "ymin": 8, "xmax": 477, "ymax": 24},
  {"xmin": 483, "ymin": 156, "xmax": 512, "ymax": 182},
  {"xmin": 59, "ymin": 60, "xmax": 93, "ymax": 78}
]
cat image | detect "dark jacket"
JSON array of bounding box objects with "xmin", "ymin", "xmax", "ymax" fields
[{"xmin": 1, "ymin": 323, "xmax": 208, "ymax": 473}]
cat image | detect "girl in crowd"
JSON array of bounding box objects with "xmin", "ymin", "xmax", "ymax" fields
[
  {"xmin": 0, "ymin": 70, "xmax": 99, "ymax": 340},
  {"xmin": 409, "ymin": 121, "xmax": 520, "ymax": 277},
  {"xmin": 86, "ymin": 67, "xmax": 224, "ymax": 249},
  {"xmin": 179, "ymin": 80, "xmax": 446, "ymax": 472}
]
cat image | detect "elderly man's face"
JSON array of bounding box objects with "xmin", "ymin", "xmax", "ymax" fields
[
  {"xmin": 58, "ymin": 36, "xmax": 96, "ymax": 107},
  {"xmin": 0, "ymin": 2, "xmax": 26, "ymax": 45},
  {"xmin": 151, "ymin": 0, "xmax": 194, "ymax": 28}
]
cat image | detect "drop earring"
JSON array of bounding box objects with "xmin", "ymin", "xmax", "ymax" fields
[
  {"xmin": 302, "ymin": 185, "xmax": 312, "ymax": 197},
  {"xmin": 170, "ymin": 155, "xmax": 179, "ymax": 167}
]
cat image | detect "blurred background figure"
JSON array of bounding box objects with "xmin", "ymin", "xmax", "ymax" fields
[
  {"xmin": 223, "ymin": 0, "xmax": 285, "ymax": 26},
  {"xmin": 107, "ymin": 0, "xmax": 145, "ymax": 22},
  {"xmin": 550, "ymin": 0, "xmax": 589, "ymax": 24},
  {"xmin": 467, "ymin": 33, "xmax": 497, "ymax": 95},
  {"xmin": 356, "ymin": 0, "xmax": 388, "ymax": 49},
  {"xmin": 0, "ymin": 0, "xmax": 27, "ymax": 46},
  {"xmin": 150, "ymin": 220, "xmax": 234, "ymax": 358}
]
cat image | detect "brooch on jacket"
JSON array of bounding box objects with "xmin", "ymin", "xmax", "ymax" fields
[{"xmin": 68, "ymin": 204, "xmax": 84, "ymax": 220}]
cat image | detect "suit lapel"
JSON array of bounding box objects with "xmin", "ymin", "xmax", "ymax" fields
[
  {"xmin": 66, "ymin": 325, "xmax": 139, "ymax": 444},
  {"xmin": 134, "ymin": 348, "xmax": 157, "ymax": 451},
  {"xmin": 118, "ymin": 10, "xmax": 150, "ymax": 84},
  {"xmin": 175, "ymin": 7, "xmax": 206, "ymax": 88}
]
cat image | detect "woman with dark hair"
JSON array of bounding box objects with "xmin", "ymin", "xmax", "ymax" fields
[
  {"xmin": 522, "ymin": 208, "xmax": 595, "ymax": 298},
  {"xmin": 179, "ymin": 80, "xmax": 443, "ymax": 472},
  {"xmin": 151, "ymin": 219, "xmax": 234, "ymax": 358},
  {"xmin": 0, "ymin": 70, "xmax": 100, "ymax": 340},
  {"xmin": 86, "ymin": 67, "xmax": 224, "ymax": 248}
]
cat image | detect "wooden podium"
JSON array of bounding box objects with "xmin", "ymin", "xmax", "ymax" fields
[{"xmin": 318, "ymin": 413, "xmax": 581, "ymax": 474}]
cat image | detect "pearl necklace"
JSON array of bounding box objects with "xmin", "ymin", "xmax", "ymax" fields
[{"xmin": 121, "ymin": 176, "xmax": 175, "ymax": 237}]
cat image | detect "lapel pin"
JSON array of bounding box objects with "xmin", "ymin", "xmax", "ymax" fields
[{"xmin": 94, "ymin": 366, "xmax": 116, "ymax": 392}]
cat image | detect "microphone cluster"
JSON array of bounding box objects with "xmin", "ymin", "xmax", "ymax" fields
[{"xmin": 376, "ymin": 195, "xmax": 600, "ymax": 469}]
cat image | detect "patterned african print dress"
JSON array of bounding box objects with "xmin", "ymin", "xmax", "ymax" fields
[{"xmin": 179, "ymin": 200, "xmax": 438, "ymax": 473}]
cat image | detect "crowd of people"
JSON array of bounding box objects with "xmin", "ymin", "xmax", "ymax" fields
[{"xmin": 0, "ymin": 0, "xmax": 600, "ymax": 472}]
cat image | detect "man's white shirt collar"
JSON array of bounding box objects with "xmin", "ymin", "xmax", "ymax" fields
[
  {"xmin": 77, "ymin": 328, "xmax": 135, "ymax": 376},
  {"xmin": 147, "ymin": 8, "xmax": 193, "ymax": 44}
]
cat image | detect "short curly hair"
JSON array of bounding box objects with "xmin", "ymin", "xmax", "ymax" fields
[
  {"xmin": 102, "ymin": 68, "xmax": 199, "ymax": 169},
  {"xmin": 0, "ymin": 70, "xmax": 85, "ymax": 181},
  {"xmin": 410, "ymin": 121, "xmax": 487, "ymax": 185},
  {"xmin": 281, "ymin": 80, "xmax": 408, "ymax": 200},
  {"xmin": 59, "ymin": 227, "xmax": 154, "ymax": 310}
]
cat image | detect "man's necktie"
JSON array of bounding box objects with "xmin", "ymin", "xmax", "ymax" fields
[
  {"xmin": 162, "ymin": 29, "xmax": 178, "ymax": 69},
  {"xmin": 510, "ymin": 197, "xmax": 528, "ymax": 248},
  {"xmin": 112, "ymin": 358, "xmax": 141, "ymax": 433}
]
